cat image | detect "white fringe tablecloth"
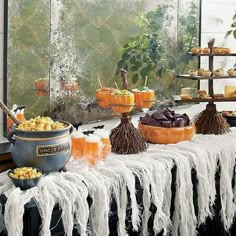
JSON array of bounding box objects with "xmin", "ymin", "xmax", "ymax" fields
[{"xmin": 1, "ymin": 131, "xmax": 236, "ymax": 236}]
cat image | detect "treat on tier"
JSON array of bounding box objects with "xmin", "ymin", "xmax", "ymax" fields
[
  {"xmin": 227, "ymin": 69, "xmax": 236, "ymax": 76},
  {"xmin": 213, "ymin": 68, "xmax": 224, "ymax": 76},
  {"xmin": 197, "ymin": 68, "xmax": 204, "ymax": 76},
  {"xmin": 190, "ymin": 46, "xmax": 232, "ymax": 54},
  {"xmin": 202, "ymin": 69, "xmax": 212, "ymax": 77},
  {"xmin": 188, "ymin": 70, "xmax": 198, "ymax": 77},
  {"xmin": 191, "ymin": 47, "xmax": 202, "ymax": 54},
  {"xmin": 202, "ymin": 47, "xmax": 210, "ymax": 53},
  {"xmin": 132, "ymin": 86, "xmax": 155, "ymax": 109},
  {"xmin": 197, "ymin": 90, "xmax": 212, "ymax": 99},
  {"xmin": 213, "ymin": 47, "xmax": 231, "ymax": 54}
]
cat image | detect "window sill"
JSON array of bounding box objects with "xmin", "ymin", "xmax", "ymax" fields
[{"xmin": 0, "ymin": 103, "xmax": 211, "ymax": 155}]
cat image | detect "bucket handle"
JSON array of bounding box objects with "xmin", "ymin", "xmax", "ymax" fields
[
  {"xmin": 7, "ymin": 129, "xmax": 16, "ymax": 145},
  {"xmin": 69, "ymin": 125, "xmax": 73, "ymax": 134}
]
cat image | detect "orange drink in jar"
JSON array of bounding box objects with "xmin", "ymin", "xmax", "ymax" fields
[
  {"xmin": 83, "ymin": 135, "xmax": 101, "ymax": 166},
  {"xmin": 94, "ymin": 129, "xmax": 111, "ymax": 159},
  {"xmin": 71, "ymin": 130, "xmax": 85, "ymax": 159},
  {"xmin": 101, "ymin": 137, "xmax": 111, "ymax": 159}
]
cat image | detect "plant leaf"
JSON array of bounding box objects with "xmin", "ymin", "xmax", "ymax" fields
[
  {"xmin": 233, "ymin": 30, "xmax": 236, "ymax": 39},
  {"xmin": 225, "ymin": 30, "xmax": 232, "ymax": 38},
  {"xmin": 131, "ymin": 73, "xmax": 139, "ymax": 84}
]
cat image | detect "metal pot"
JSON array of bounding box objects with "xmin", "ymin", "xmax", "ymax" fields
[{"xmin": 7, "ymin": 121, "xmax": 73, "ymax": 172}]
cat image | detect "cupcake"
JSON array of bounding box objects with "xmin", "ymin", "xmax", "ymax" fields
[
  {"xmin": 213, "ymin": 68, "xmax": 224, "ymax": 76},
  {"xmin": 227, "ymin": 69, "xmax": 236, "ymax": 76},
  {"xmin": 213, "ymin": 47, "xmax": 222, "ymax": 54},
  {"xmin": 202, "ymin": 47, "xmax": 210, "ymax": 54},
  {"xmin": 202, "ymin": 69, "xmax": 212, "ymax": 77},
  {"xmin": 188, "ymin": 70, "xmax": 198, "ymax": 77},
  {"xmin": 191, "ymin": 47, "xmax": 201, "ymax": 54},
  {"xmin": 197, "ymin": 68, "xmax": 204, "ymax": 76},
  {"xmin": 223, "ymin": 48, "xmax": 232, "ymax": 54}
]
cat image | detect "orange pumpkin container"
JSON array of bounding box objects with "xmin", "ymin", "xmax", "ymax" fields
[
  {"xmin": 132, "ymin": 87, "xmax": 155, "ymax": 109},
  {"xmin": 96, "ymin": 87, "xmax": 114, "ymax": 108},
  {"xmin": 110, "ymin": 89, "xmax": 135, "ymax": 113},
  {"xmin": 138, "ymin": 123, "xmax": 195, "ymax": 144}
]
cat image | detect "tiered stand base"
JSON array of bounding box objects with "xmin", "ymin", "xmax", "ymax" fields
[
  {"xmin": 110, "ymin": 113, "xmax": 148, "ymax": 154},
  {"xmin": 193, "ymin": 103, "xmax": 230, "ymax": 135}
]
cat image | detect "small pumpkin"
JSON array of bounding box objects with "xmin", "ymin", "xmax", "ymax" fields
[
  {"xmin": 110, "ymin": 89, "xmax": 135, "ymax": 113},
  {"xmin": 96, "ymin": 87, "xmax": 115, "ymax": 108},
  {"xmin": 132, "ymin": 87, "xmax": 155, "ymax": 108}
]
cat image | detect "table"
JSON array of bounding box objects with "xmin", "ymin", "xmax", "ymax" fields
[{"xmin": 1, "ymin": 131, "xmax": 236, "ymax": 236}]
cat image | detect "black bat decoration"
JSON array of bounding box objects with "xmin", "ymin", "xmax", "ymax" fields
[
  {"xmin": 92, "ymin": 125, "xmax": 105, "ymax": 129},
  {"xmin": 72, "ymin": 122, "xmax": 83, "ymax": 131},
  {"xmin": 82, "ymin": 130, "xmax": 95, "ymax": 136}
]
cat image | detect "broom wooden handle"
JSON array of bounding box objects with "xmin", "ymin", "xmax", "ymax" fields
[
  {"xmin": 0, "ymin": 100, "xmax": 21, "ymax": 126},
  {"xmin": 120, "ymin": 69, "xmax": 128, "ymax": 90}
]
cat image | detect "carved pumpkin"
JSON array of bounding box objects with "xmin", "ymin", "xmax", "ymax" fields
[
  {"xmin": 110, "ymin": 90, "xmax": 135, "ymax": 113},
  {"xmin": 95, "ymin": 87, "xmax": 114, "ymax": 108},
  {"xmin": 132, "ymin": 89, "xmax": 155, "ymax": 108}
]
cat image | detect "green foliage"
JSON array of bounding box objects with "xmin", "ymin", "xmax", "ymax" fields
[
  {"xmin": 225, "ymin": 12, "xmax": 236, "ymax": 40},
  {"xmin": 116, "ymin": 2, "xmax": 199, "ymax": 95}
]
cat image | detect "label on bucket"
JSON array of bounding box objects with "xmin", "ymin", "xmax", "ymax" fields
[{"xmin": 37, "ymin": 143, "xmax": 70, "ymax": 156}]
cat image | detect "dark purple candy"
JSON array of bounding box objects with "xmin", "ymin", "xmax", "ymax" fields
[
  {"xmin": 173, "ymin": 113, "xmax": 182, "ymax": 118},
  {"xmin": 140, "ymin": 115, "xmax": 159, "ymax": 126},
  {"xmin": 152, "ymin": 113, "xmax": 168, "ymax": 121},
  {"xmin": 180, "ymin": 113, "xmax": 190, "ymax": 126},
  {"xmin": 162, "ymin": 110, "xmax": 174, "ymax": 119},
  {"xmin": 140, "ymin": 113, "xmax": 151, "ymax": 122},
  {"xmin": 139, "ymin": 108, "xmax": 190, "ymax": 128},
  {"xmin": 161, "ymin": 121, "xmax": 172, "ymax": 128},
  {"xmin": 173, "ymin": 118, "xmax": 185, "ymax": 127}
]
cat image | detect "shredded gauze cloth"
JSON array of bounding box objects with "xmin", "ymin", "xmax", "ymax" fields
[{"xmin": 1, "ymin": 131, "xmax": 236, "ymax": 235}]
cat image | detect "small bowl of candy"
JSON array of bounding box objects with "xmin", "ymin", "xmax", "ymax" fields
[
  {"xmin": 8, "ymin": 167, "xmax": 44, "ymax": 190},
  {"xmin": 138, "ymin": 109, "xmax": 195, "ymax": 144}
]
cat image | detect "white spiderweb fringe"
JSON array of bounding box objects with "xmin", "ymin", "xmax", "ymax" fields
[
  {"xmin": 0, "ymin": 172, "xmax": 13, "ymax": 234},
  {"xmin": 0, "ymin": 132, "xmax": 236, "ymax": 235},
  {"xmin": 116, "ymin": 155, "xmax": 173, "ymax": 236}
]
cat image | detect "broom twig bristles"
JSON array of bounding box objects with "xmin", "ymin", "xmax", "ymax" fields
[
  {"xmin": 193, "ymin": 103, "xmax": 230, "ymax": 135},
  {"xmin": 110, "ymin": 117, "xmax": 148, "ymax": 154}
]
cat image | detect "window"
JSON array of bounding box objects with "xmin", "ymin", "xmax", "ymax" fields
[{"xmin": 4, "ymin": 0, "xmax": 200, "ymax": 132}]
